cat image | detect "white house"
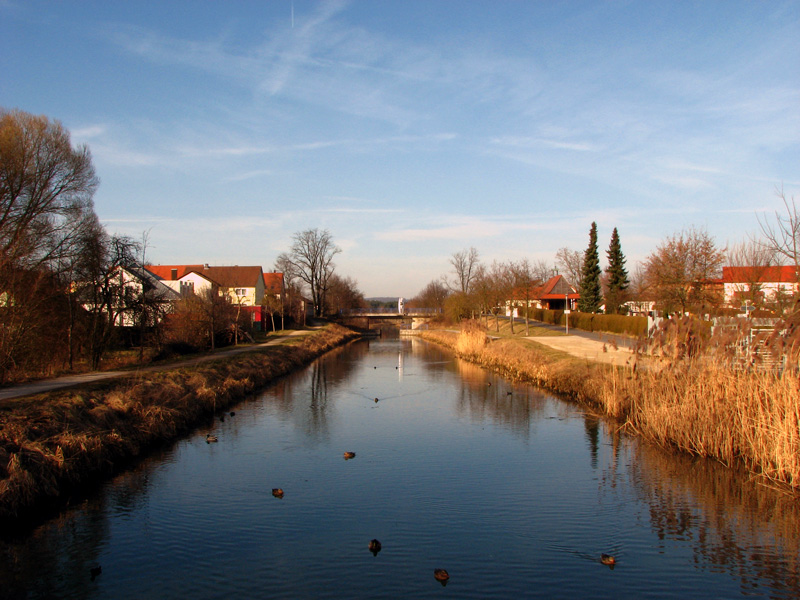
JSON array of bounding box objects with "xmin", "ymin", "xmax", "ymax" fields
[{"xmin": 721, "ymin": 266, "xmax": 798, "ymax": 306}]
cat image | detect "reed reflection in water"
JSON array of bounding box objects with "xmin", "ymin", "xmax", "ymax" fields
[{"xmin": 0, "ymin": 338, "xmax": 798, "ymax": 599}]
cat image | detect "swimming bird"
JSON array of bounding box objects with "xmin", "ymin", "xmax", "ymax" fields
[
  {"xmin": 374, "ymin": 397, "xmax": 379, "ymax": 403},
  {"xmin": 90, "ymin": 566, "xmax": 102, "ymax": 581},
  {"xmin": 206, "ymin": 434, "xmax": 218, "ymax": 443},
  {"xmin": 229, "ymin": 411, "xmax": 235, "ymax": 416},
  {"xmin": 272, "ymin": 488, "xmax": 284, "ymax": 498},
  {"xmin": 219, "ymin": 415, "xmax": 225, "ymax": 422},
  {"xmin": 343, "ymin": 451, "xmax": 356, "ymax": 460},
  {"xmin": 368, "ymin": 539, "xmax": 381, "ymax": 556},
  {"xmin": 433, "ymin": 569, "xmax": 449, "ymax": 586},
  {"xmin": 600, "ymin": 554, "xmax": 616, "ymax": 567}
]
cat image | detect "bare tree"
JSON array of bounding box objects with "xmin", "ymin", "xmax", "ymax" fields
[
  {"xmin": 470, "ymin": 265, "xmax": 493, "ymax": 327},
  {"xmin": 263, "ymin": 293, "xmax": 283, "ymax": 332},
  {"xmin": 554, "ymin": 247, "xmax": 582, "ymax": 288},
  {"xmin": 726, "ymin": 237, "xmax": 777, "ymax": 309},
  {"xmin": 410, "ymin": 279, "xmax": 450, "ymax": 310},
  {"xmin": 450, "ymin": 247, "xmax": 480, "ymax": 294},
  {"xmin": 757, "ymin": 189, "xmax": 799, "ymax": 305},
  {"xmin": 510, "ymin": 259, "xmax": 536, "ymax": 335},
  {"xmin": 75, "ymin": 217, "xmax": 141, "ymax": 368},
  {"xmin": 281, "ymin": 228, "xmax": 341, "ymax": 318},
  {"xmin": 325, "ymin": 273, "xmax": 365, "ymax": 315},
  {"xmin": 0, "ymin": 109, "xmax": 99, "ymax": 378},
  {"xmin": 644, "ymin": 227, "xmax": 725, "ymax": 315},
  {"xmin": 531, "ymin": 259, "xmax": 552, "ymax": 283},
  {"xmin": 0, "ymin": 108, "xmax": 98, "ymax": 270},
  {"xmin": 482, "ymin": 261, "xmax": 512, "ymax": 332},
  {"xmin": 758, "ymin": 188, "xmax": 799, "ymax": 266}
]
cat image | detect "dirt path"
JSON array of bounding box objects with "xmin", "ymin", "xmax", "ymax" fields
[{"xmin": 0, "ymin": 330, "xmax": 315, "ymax": 401}]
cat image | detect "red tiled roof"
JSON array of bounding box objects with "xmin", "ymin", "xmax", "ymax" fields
[
  {"xmin": 721, "ymin": 266, "xmax": 798, "ymax": 284},
  {"xmin": 263, "ymin": 272, "xmax": 285, "ymax": 294},
  {"xmin": 145, "ymin": 265, "xmax": 206, "ymax": 280},
  {"xmin": 203, "ymin": 266, "xmax": 263, "ymax": 288},
  {"xmin": 509, "ymin": 275, "xmax": 579, "ymax": 301},
  {"xmin": 145, "ymin": 265, "xmax": 264, "ymax": 287}
]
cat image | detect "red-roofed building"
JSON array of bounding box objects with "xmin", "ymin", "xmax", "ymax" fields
[
  {"xmin": 263, "ymin": 272, "xmax": 286, "ymax": 299},
  {"xmin": 506, "ymin": 275, "xmax": 579, "ymax": 315},
  {"xmin": 145, "ymin": 264, "xmax": 269, "ymax": 330},
  {"xmin": 720, "ymin": 265, "xmax": 798, "ymax": 306}
]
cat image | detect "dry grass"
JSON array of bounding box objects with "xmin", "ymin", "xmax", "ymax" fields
[
  {"xmin": 0, "ymin": 324, "xmax": 359, "ymax": 526},
  {"xmin": 421, "ymin": 319, "xmax": 800, "ymax": 493},
  {"xmin": 605, "ymin": 362, "xmax": 800, "ymax": 489}
]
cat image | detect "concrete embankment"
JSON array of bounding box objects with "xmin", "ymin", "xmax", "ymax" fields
[{"xmin": 0, "ymin": 324, "xmax": 360, "ymax": 528}]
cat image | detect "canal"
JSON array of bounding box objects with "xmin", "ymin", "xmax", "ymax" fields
[{"xmin": 1, "ymin": 337, "xmax": 798, "ymax": 599}]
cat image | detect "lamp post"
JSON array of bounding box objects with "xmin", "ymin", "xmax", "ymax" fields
[{"xmin": 564, "ymin": 293, "xmax": 570, "ymax": 335}]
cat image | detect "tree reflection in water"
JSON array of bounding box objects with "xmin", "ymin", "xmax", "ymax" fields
[{"xmin": 629, "ymin": 440, "xmax": 800, "ymax": 595}]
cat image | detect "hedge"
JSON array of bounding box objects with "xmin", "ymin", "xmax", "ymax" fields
[{"xmin": 525, "ymin": 308, "xmax": 648, "ymax": 337}]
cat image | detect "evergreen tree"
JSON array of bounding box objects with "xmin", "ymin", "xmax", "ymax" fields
[
  {"xmin": 605, "ymin": 227, "xmax": 629, "ymax": 314},
  {"xmin": 578, "ymin": 222, "xmax": 602, "ymax": 313}
]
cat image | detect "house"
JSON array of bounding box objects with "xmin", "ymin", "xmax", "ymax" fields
[
  {"xmin": 263, "ymin": 271, "xmax": 286, "ymax": 300},
  {"xmin": 145, "ymin": 264, "xmax": 268, "ymax": 330},
  {"xmin": 506, "ymin": 275, "xmax": 579, "ymax": 315},
  {"xmin": 84, "ymin": 265, "xmax": 180, "ymax": 327},
  {"xmin": 536, "ymin": 275, "xmax": 580, "ymax": 311},
  {"xmin": 720, "ymin": 265, "xmax": 799, "ymax": 307}
]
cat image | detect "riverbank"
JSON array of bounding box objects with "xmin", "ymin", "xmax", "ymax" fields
[
  {"xmin": 0, "ymin": 324, "xmax": 360, "ymax": 528},
  {"xmin": 419, "ymin": 324, "xmax": 799, "ymax": 493}
]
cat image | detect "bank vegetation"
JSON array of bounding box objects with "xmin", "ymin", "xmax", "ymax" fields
[
  {"xmin": 0, "ymin": 324, "xmax": 358, "ymax": 528},
  {"xmin": 420, "ymin": 317, "xmax": 800, "ymax": 493}
]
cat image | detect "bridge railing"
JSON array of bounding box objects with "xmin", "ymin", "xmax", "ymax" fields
[{"xmin": 340, "ymin": 308, "xmax": 442, "ymax": 316}]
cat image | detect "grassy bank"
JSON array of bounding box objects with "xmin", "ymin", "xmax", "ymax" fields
[
  {"xmin": 420, "ymin": 323, "xmax": 800, "ymax": 493},
  {"xmin": 0, "ymin": 324, "xmax": 359, "ymax": 527}
]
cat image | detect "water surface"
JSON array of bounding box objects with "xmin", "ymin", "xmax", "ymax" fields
[{"xmin": 2, "ymin": 338, "xmax": 798, "ymax": 598}]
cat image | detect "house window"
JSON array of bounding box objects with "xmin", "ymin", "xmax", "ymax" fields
[{"xmin": 235, "ymin": 288, "xmax": 247, "ymax": 296}]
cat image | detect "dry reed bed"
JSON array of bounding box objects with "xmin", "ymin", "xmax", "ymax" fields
[
  {"xmin": 421, "ymin": 324, "xmax": 800, "ymax": 493},
  {"xmin": 0, "ymin": 325, "xmax": 359, "ymax": 525}
]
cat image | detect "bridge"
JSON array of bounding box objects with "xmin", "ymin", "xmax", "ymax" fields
[
  {"xmin": 338, "ymin": 308, "xmax": 441, "ymax": 332},
  {"xmin": 340, "ymin": 308, "xmax": 442, "ymax": 318}
]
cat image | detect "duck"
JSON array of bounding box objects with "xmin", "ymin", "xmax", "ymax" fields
[
  {"xmin": 90, "ymin": 566, "xmax": 102, "ymax": 581},
  {"xmin": 272, "ymin": 488, "xmax": 284, "ymax": 498},
  {"xmin": 206, "ymin": 434, "xmax": 218, "ymax": 443},
  {"xmin": 368, "ymin": 539, "xmax": 381, "ymax": 556},
  {"xmin": 229, "ymin": 411, "xmax": 235, "ymax": 417},
  {"xmin": 374, "ymin": 397, "xmax": 379, "ymax": 403},
  {"xmin": 600, "ymin": 554, "xmax": 616, "ymax": 567},
  {"xmin": 343, "ymin": 451, "xmax": 356, "ymax": 460},
  {"xmin": 433, "ymin": 569, "xmax": 449, "ymax": 586}
]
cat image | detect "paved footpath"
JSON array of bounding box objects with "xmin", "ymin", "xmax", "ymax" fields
[
  {"xmin": 0, "ymin": 330, "xmax": 314, "ymax": 402},
  {"xmin": 525, "ymin": 334, "xmax": 640, "ymax": 367}
]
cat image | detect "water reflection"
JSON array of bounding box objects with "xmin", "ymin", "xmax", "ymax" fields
[
  {"xmin": 1, "ymin": 338, "xmax": 798, "ymax": 599},
  {"xmin": 631, "ymin": 442, "xmax": 800, "ymax": 595}
]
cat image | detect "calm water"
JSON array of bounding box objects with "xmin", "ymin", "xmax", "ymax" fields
[{"xmin": 2, "ymin": 338, "xmax": 799, "ymax": 599}]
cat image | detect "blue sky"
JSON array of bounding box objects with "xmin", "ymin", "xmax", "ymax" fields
[{"xmin": 2, "ymin": 1, "xmax": 798, "ymax": 297}]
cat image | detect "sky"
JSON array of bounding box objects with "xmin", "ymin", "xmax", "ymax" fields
[{"xmin": 2, "ymin": 1, "xmax": 798, "ymax": 297}]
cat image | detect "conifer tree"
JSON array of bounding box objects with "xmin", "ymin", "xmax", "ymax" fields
[
  {"xmin": 605, "ymin": 227, "xmax": 629, "ymax": 314},
  {"xmin": 578, "ymin": 222, "xmax": 602, "ymax": 313}
]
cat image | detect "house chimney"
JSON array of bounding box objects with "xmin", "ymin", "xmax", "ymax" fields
[{"xmin": 171, "ymin": 268, "xmax": 178, "ymax": 280}]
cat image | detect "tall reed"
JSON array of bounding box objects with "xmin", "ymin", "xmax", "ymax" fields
[{"xmin": 421, "ymin": 319, "xmax": 800, "ymax": 492}]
